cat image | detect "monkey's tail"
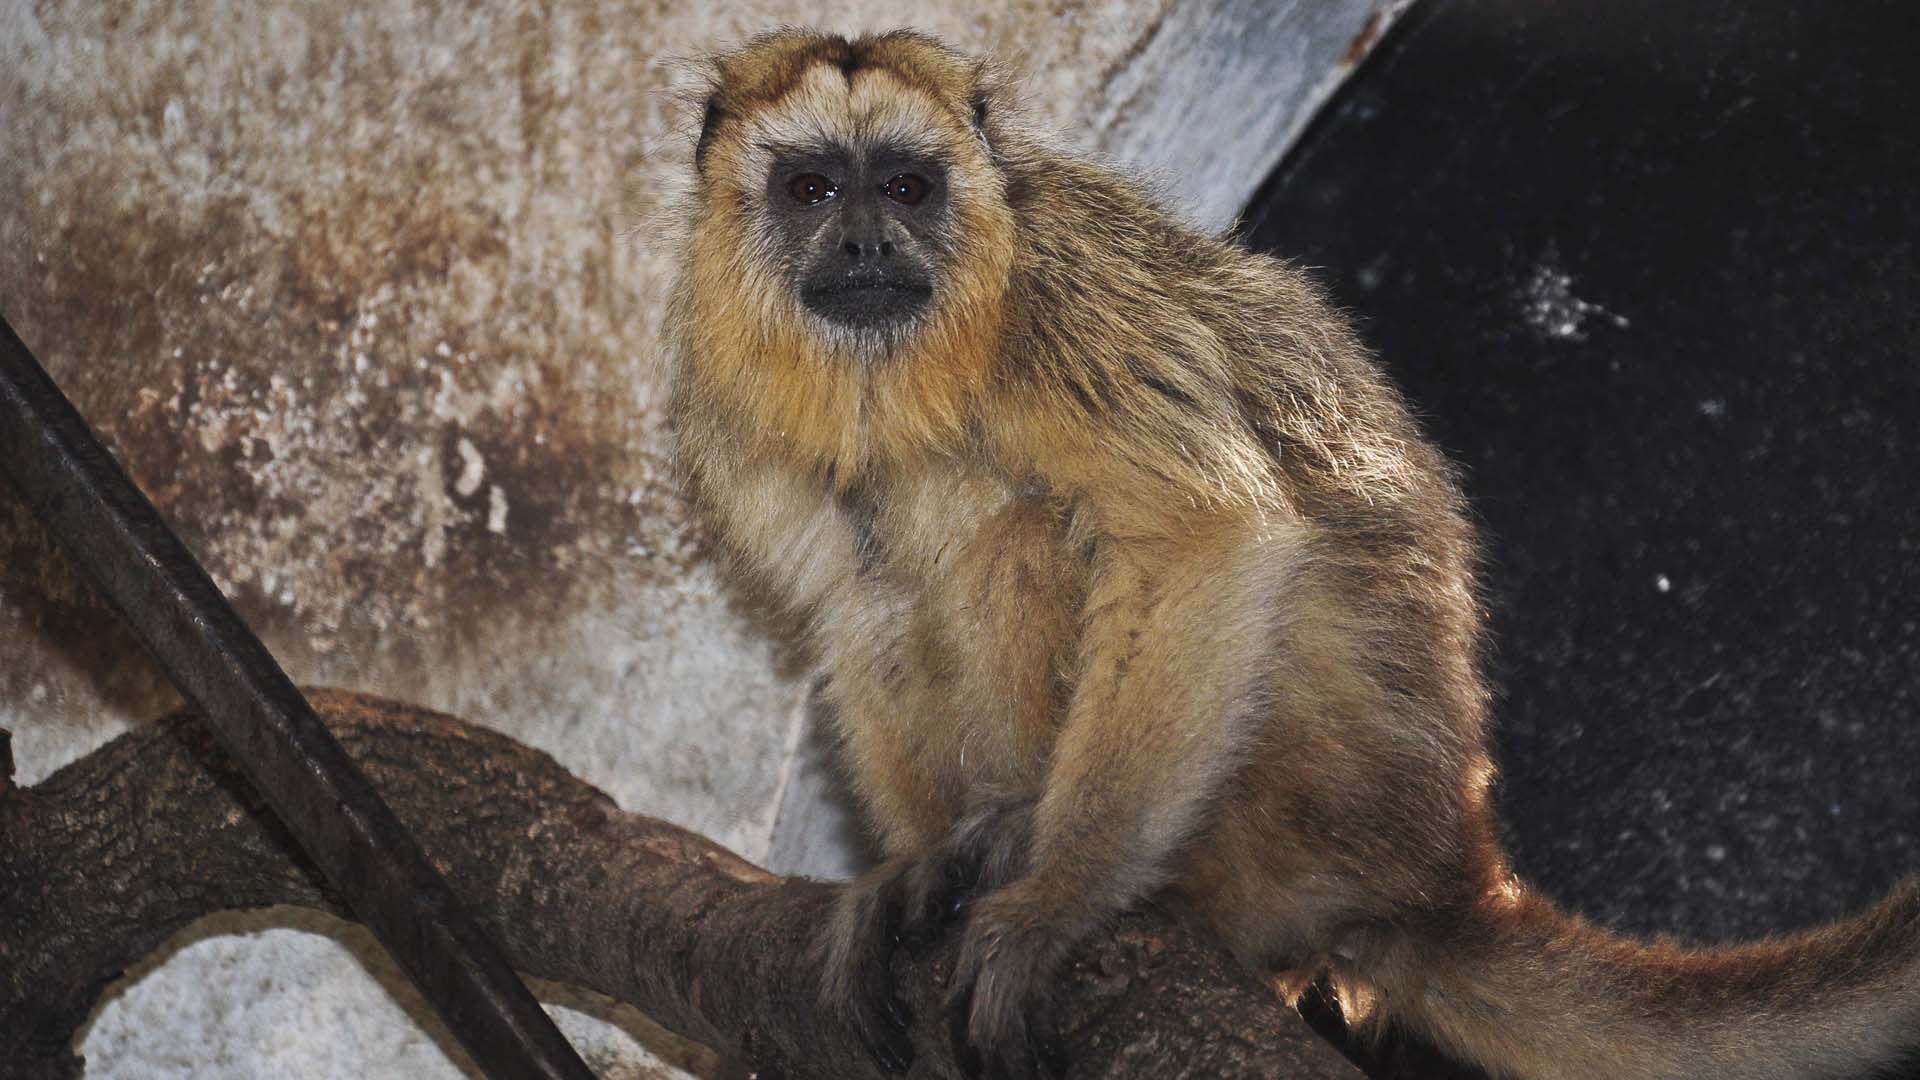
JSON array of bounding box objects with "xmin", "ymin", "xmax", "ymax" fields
[{"xmin": 1376, "ymin": 876, "xmax": 1920, "ymax": 1080}]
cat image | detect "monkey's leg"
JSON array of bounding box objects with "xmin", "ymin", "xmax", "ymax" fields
[{"xmin": 949, "ymin": 522, "xmax": 1293, "ymax": 1079}]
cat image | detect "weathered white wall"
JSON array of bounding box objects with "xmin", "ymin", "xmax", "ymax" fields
[
  {"xmin": 1088, "ymin": 0, "xmax": 1413, "ymax": 230},
  {"xmin": 0, "ymin": 1, "xmax": 1395, "ymax": 1075}
]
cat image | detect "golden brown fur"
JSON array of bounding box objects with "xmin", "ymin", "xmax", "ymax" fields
[{"xmin": 665, "ymin": 28, "xmax": 1920, "ymax": 1080}]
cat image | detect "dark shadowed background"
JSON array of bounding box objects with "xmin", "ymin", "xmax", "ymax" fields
[{"xmin": 1248, "ymin": 0, "xmax": 1920, "ymax": 948}]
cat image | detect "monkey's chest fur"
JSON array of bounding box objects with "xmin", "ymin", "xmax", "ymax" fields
[{"xmin": 811, "ymin": 469, "xmax": 1092, "ymax": 838}]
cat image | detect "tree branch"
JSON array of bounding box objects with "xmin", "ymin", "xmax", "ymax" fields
[{"xmin": 0, "ymin": 690, "xmax": 1364, "ymax": 1079}]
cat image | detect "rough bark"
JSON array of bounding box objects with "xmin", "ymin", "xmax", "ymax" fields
[{"xmin": 0, "ymin": 690, "xmax": 1363, "ymax": 1080}]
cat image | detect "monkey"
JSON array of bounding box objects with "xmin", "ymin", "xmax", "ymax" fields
[{"xmin": 662, "ymin": 27, "xmax": 1920, "ymax": 1080}]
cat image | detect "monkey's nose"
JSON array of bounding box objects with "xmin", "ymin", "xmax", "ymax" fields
[{"xmin": 842, "ymin": 237, "xmax": 896, "ymax": 263}]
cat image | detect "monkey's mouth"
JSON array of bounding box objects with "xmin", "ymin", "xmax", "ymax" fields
[{"xmin": 801, "ymin": 271, "xmax": 935, "ymax": 331}]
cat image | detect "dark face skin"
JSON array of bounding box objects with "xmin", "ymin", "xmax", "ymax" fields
[{"xmin": 764, "ymin": 145, "xmax": 950, "ymax": 334}]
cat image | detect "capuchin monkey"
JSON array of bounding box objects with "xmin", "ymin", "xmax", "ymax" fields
[{"xmin": 664, "ymin": 27, "xmax": 1920, "ymax": 1080}]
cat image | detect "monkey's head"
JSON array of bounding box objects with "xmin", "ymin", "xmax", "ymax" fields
[
  {"xmin": 679, "ymin": 30, "xmax": 1015, "ymax": 349},
  {"xmin": 669, "ymin": 30, "xmax": 1021, "ymax": 469}
]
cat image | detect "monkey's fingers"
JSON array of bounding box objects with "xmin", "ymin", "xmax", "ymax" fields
[
  {"xmin": 896, "ymin": 847, "xmax": 984, "ymax": 955},
  {"xmin": 847, "ymin": 937, "xmax": 917, "ymax": 1075},
  {"xmin": 822, "ymin": 869, "xmax": 920, "ymax": 1073},
  {"xmin": 946, "ymin": 970, "xmax": 1057, "ymax": 1080},
  {"xmin": 865, "ymin": 1022, "xmax": 916, "ymax": 1076},
  {"xmin": 853, "ymin": 948, "xmax": 916, "ymax": 1076},
  {"xmin": 946, "ymin": 919, "xmax": 1066, "ymax": 1080},
  {"xmin": 949, "ymin": 976, "xmax": 985, "ymax": 1078}
]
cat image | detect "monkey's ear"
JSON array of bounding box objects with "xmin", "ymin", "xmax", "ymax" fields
[
  {"xmin": 968, "ymin": 61, "xmax": 1009, "ymax": 158},
  {"xmin": 694, "ymin": 97, "xmax": 723, "ymax": 175}
]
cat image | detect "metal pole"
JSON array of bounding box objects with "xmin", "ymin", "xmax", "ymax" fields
[{"xmin": 0, "ymin": 314, "xmax": 596, "ymax": 1080}]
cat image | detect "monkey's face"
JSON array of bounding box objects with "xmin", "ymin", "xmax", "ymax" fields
[
  {"xmin": 764, "ymin": 146, "xmax": 946, "ymax": 333},
  {"xmin": 687, "ymin": 31, "xmax": 1016, "ymax": 364}
]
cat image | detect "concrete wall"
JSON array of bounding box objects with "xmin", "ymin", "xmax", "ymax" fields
[{"xmin": 0, "ymin": 1, "xmax": 1395, "ymax": 1075}]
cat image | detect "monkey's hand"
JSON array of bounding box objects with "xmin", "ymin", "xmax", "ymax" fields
[
  {"xmin": 948, "ymin": 880, "xmax": 1079, "ymax": 1080},
  {"xmin": 821, "ymin": 798, "xmax": 1034, "ymax": 1074}
]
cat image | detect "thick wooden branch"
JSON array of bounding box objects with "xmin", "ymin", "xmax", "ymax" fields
[{"xmin": 0, "ymin": 690, "xmax": 1364, "ymax": 1080}]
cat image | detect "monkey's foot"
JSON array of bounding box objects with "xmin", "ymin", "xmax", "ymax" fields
[
  {"xmin": 822, "ymin": 799, "xmax": 1035, "ymax": 1073},
  {"xmin": 947, "ymin": 884, "xmax": 1076, "ymax": 1080},
  {"xmin": 821, "ymin": 851, "xmax": 983, "ymax": 1073}
]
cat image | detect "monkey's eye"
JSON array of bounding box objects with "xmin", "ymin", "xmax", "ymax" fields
[
  {"xmin": 882, "ymin": 173, "xmax": 930, "ymax": 206},
  {"xmin": 786, "ymin": 173, "xmax": 840, "ymax": 206}
]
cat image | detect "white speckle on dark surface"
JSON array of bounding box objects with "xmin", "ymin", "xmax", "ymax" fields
[
  {"xmin": 1356, "ymin": 252, "xmax": 1391, "ymax": 291},
  {"xmin": 1655, "ymin": 574, "xmax": 1672, "ymax": 593},
  {"xmin": 1520, "ymin": 262, "xmax": 1631, "ymax": 341}
]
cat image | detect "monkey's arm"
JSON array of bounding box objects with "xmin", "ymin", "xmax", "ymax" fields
[{"xmin": 953, "ymin": 506, "xmax": 1302, "ymax": 1074}]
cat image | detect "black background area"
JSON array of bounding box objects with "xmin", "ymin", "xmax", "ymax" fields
[{"xmin": 1244, "ymin": 0, "xmax": 1920, "ymax": 946}]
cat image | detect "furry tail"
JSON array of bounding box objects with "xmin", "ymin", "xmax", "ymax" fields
[{"xmin": 1375, "ymin": 877, "xmax": 1920, "ymax": 1080}]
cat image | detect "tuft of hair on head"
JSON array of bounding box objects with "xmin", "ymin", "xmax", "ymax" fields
[{"xmin": 686, "ymin": 28, "xmax": 1023, "ymax": 176}]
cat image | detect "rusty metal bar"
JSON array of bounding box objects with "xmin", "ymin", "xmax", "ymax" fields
[{"xmin": 0, "ymin": 314, "xmax": 594, "ymax": 1080}]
